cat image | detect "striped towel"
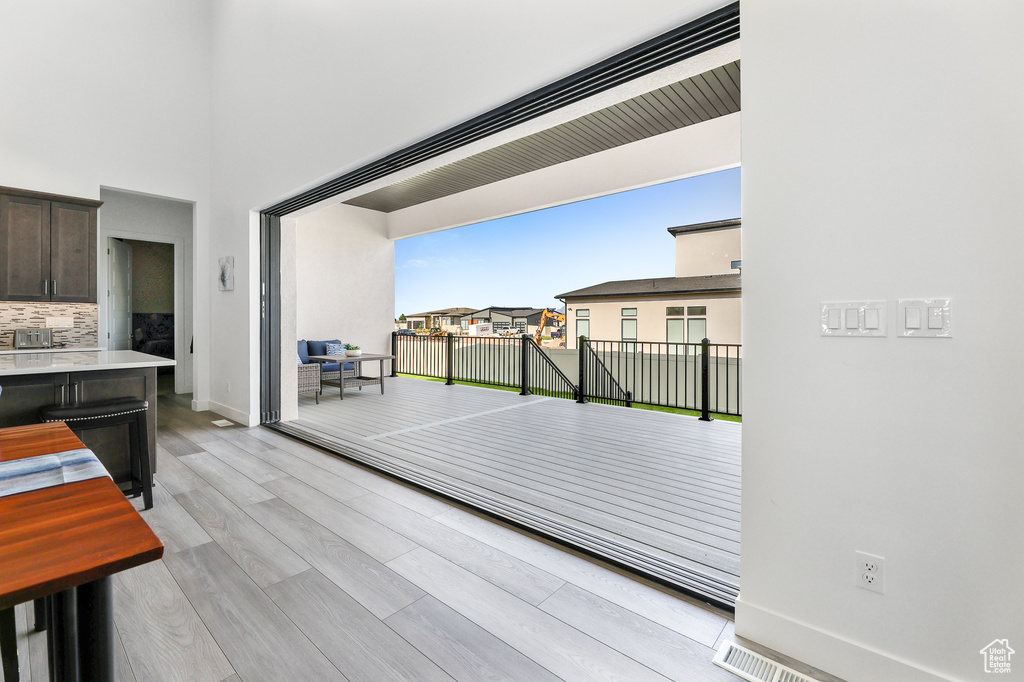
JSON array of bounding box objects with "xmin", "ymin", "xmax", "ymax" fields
[
  {"xmin": 0, "ymin": 449, "xmax": 110, "ymax": 498},
  {"xmin": 57, "ymin": 449, "xmax": 112, "ymax": 484}
]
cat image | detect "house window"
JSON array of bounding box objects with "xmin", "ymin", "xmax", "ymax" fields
[
  {"xmin": 687, "ymin": 306, "xmax": 707, "ymax": 315},
  {"xmin": 621, "ymin": 318, "xmax": 637, "ymax": 341},
  {"xmin": 576, "ymin": 319, "xmax": 590, "ymax": 339},
  {"xmin": 666, "ymin": 306, "xmax": 685, "ymax": 316},
  {"xmin": 688, "ymin": 318, "xmax": 707, "ymax": 343},
  {"xmin": 667, "ymin": 318, "xmax": 685, "ymax": 344},
  {"xmin": 621, "ymin": 307, "xmax": 637, "ymax": 316},
  {"xmin": 576, "ymin": 309, "xmax": 590, "ymax": 317},
  {"xmin": 666, "ymin": 318, "xmax": 684, "ymax": 354},
  {"xmin": 461, "ymin": 320, "xmax": 468, "ymax": 330}
]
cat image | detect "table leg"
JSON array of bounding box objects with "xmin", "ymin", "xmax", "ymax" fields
[
  {"xmin": 380, "ymin": 359, "xmax": 385, "ymax": 394},
  {"xmin": 34, "ymin": 597, "xmax": 48, "ymax": 632},
  {"xmin": 77, "ymin": 576, "xmax": 114, "ymax": 682},
  {"xmin": 48, "ymin": 589, "xmax": 79, "ymax": 682},
  {"xmin": 339, "ymin": 367, "xmax": 344, "ymax": 399},
  {"xmin": 1, "ymin": 606, "xmax": 18, "ymax": 682}
]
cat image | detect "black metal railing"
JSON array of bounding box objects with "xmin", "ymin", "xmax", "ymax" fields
[
  {"xmin": 578, "ymin": 336, "xmax": 632, "ymax": 407},
  {"xmin": 391, "ymin": 332, "xmax": 741, "ymax": 417},
  {"xmin": 522, "ymin": 336, "xmax": 578, "ymax": 400},
  {"xmin": 392, "ymin": 332, "xmax": 577, "ymax": 399},
  {"xmin": 579, "ymin": 337, "xmax": 741, "ymax": 416}
]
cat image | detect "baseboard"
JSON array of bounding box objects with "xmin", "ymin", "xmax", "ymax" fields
[
  {"xmin": 735, "ymin": 598, "xmax": 957, "ymax": 682},
  {"xmin": 192, "ymin": 398, "xmax": 210, "ymax": 412},
  {"xmin": 206, "ymin": 400, "xmax": 257, "ymax": 426}
]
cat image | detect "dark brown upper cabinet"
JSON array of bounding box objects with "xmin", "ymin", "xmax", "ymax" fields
[{"xmin": 0, "ymin": 187, "xmax": 100, "ymax": 303}]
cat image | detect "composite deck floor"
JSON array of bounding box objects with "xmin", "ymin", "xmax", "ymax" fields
[
  {"xmin": 290, "ymin": 376, "xmax": 742, "ymax": 606},
  {"xmin": 7, "ymin": 389, "xmax": 761, "ymax": 682}
]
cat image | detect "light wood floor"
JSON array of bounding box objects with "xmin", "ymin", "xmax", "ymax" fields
[
  {"xmin": 291, "ymin": 376, "xmax": 742, "ymax": 606},
  {"xmin": 8, "ymin": 390, "xmax": 749, "ymax": 682}
]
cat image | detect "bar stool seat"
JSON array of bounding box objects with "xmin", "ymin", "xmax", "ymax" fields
[{"xmin": 39, "ymin": 398, "xmax": 153, "ymax": 510}]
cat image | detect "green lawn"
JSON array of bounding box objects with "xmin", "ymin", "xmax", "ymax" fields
[{"xmin": 398, "ymin": 373, "xmax": 742, "ymax": 422}]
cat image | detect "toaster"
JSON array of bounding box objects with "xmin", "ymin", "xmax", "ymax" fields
[{"xmin": 13, "ymin": 328, "xmax": 53, "ymax": 349}]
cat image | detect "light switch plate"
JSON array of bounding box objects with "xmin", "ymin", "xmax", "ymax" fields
[
  {"xmin": 821, "ymin": 301, "xmax": 887, "ymax": 337},
  {"xmin": 897, "ymin": 299, "xmax": 951, "ymax": 338},
  {"xmin": 45, "ymin": 316, "xmax": 75, "ymax": 328}
]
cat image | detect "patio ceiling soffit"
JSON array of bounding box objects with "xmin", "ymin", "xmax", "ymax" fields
[{"xmin": 343, "ymin": 61, "xmax": 740, "ymax": 213}]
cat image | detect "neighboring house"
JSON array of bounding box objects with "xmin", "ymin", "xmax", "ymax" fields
[
  {"xmin": 557, "ymin": 219, "xmax": 741, "ymax": 349},
  {"xmin": 459, "ymin": 306, "xmax": 544, "ymax": 334},
  {"xmin": 403, "ymin": 307, "xmax": 475, "ymax": 332}
]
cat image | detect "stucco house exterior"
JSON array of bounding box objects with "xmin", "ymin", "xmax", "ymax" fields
[
  {"xmin": 558, "ymin": 219, "xmax": 741, "ymax": 349},
  {"xmin": 401, "ymin": 307, "xmax": 475, "ymax": 331},
  {"xmin": 459, "ymin": 306, "xmax": 545, "ymax": 334}
]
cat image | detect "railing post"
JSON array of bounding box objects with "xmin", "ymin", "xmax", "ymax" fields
[
  {"xmin": 700, "ymin": 337, "xmax": 713, "ymax": 421},
  {"xmin": 520, "ymin": 334, "xmax": 530, "ymax": 395},
  {"xmin": 577, "ymin": 335, "xmax": 588, "ymax": 403},
  {"xmin": 390, "ymin": 332, "xmax": 398, "ymax": 377},
  {"xmin": 625, "ymin": 390, "xmax": 632, "ymax": 408},
  {"xmin": 445, "ymin": 333, "xmax": 455, "ymax": 385}
]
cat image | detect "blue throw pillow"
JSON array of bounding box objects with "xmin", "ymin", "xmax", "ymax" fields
[
  {"xmin": 297, "ymin": 339, "xmax": 309, "ymax": 364},
  {"xmin": 307, "ymin": 339, "xmax": 339, "ymax": 357},
  {"xmin": 297, "ymin": 353, "xmax": 302, "ymax": 365},
  {"xmin": 325, "ymin": 342, "xmax": 346, "ymax": 356}
]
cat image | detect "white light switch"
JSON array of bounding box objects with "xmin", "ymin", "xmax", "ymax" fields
[
  {"xmin": 827, "ymin": 309, "xmax": 841, "ymax": 329},
  {"xmin": 905, "ymin": 307, "xmax": 921, "ymax": 329},
  {"xmin": 864, "ymin": 308, "xmax": 880, "ymax": 330},
  {"xmin": 821, "ymin": 301, "xmax": 887, "ymax": 337},
  {"xmin": 898, "ymin": 299, "xmax": 951, "ymax": 338},
  {"xmin": 845, "ymin": 309, "xmax": 859, "ymax": 329}
]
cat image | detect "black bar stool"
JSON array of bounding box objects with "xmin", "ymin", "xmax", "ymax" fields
[{"xmin": 39, "ymin": 398, "xmax": 153, "ymax": 510}]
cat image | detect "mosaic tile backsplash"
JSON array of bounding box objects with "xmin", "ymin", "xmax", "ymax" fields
[{"xmin": 0, "ymin": 302, "xmax": 100, "ymax": 349}]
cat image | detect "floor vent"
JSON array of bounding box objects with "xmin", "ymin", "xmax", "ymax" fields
[
  {"xmin": 714, "ymin": 641, "xmax": 817, "ymax": 682},
  {"xmin": 211, "ymin": 419, "xmax": 234, "ymax": 427}
]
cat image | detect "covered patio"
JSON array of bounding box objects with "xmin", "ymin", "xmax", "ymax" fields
[{"xmin": 286, "ymin": 376, "xmax": 741, "ymax": 606}]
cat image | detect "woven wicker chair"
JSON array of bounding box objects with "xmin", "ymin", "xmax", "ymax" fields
[{"xmin": 298, "ymin": 362, "xmax": 322, "ymax": 403}]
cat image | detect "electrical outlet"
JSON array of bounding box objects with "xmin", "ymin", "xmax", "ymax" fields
[{"xmin": 856, "ymin": 551, "xmax": 885, "ymax": 594}]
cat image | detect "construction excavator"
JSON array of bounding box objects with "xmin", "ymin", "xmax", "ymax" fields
[{"xmin": 533, "ymin": 308, "xmax": 566, "ymax": 344}]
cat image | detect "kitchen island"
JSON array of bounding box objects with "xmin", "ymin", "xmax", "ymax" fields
[{"xmin": 0, "ymin": 350, "xmax": 174, "ymax": 480}]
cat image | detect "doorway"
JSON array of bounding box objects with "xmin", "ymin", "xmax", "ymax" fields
[
  {"xmin": 99, "ymin": 188, "xmax": 195, "ymax": 395},
  {"xmin": 108, "ymin": 238, "xmax": 176, "ymax": 380}
]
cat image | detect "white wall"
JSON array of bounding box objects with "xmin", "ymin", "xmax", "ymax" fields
[
  {"xmin": 295, "ymin": 203, "xmax": 393, "ymax": 354},
  {"xmin": 0, "ymin": 0, "xmax": 212, "ymax": 407},
  {"xmin": 99, "ymin": 189, "xmax": 195, "ymax": 393},
  {"xmin": 739, "ymin": 4, "xmax": 1024, "ymax": 681}
]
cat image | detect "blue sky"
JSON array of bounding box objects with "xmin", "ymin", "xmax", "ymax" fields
[{"xmin": 394, "ymin": 167, "xmax": 740, "ymax": 317}]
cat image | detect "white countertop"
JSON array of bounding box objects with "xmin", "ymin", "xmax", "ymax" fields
[
  {"xmin": 0, "ymin": 350, "xmax": 175, "ymax": 376},
  {"xmin": 0, "ymin": 346, "xmax": 105, "ymax": 355}
]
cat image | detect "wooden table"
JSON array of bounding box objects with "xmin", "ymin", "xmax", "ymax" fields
[
  {"xmin": 309, "ymin": 353, "xmax": 394, "ymax": 400},
  {"xmin": 0, "ymin": 422, "xmax": 164, "ymax": 681}
]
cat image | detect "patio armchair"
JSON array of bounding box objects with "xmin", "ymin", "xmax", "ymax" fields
[
  {"xmin": 298, "ymin": 339, "xmax": 356, "ymax": 399},
  {"xmin": 297, "ymin": 361, "xmax": 322, "ymax": 403}
]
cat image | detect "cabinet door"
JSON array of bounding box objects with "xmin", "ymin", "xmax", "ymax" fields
[
  {"xmin": 50, "ymin": 201, "xmax": 97, "ymax": 302},
  {"xmin": 0, "ymin": 373, "xmax": 67, "ymax": 429},
  {"xmin": 0, "ymin": 194, "xmax": 51, "ymax": 301}
]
